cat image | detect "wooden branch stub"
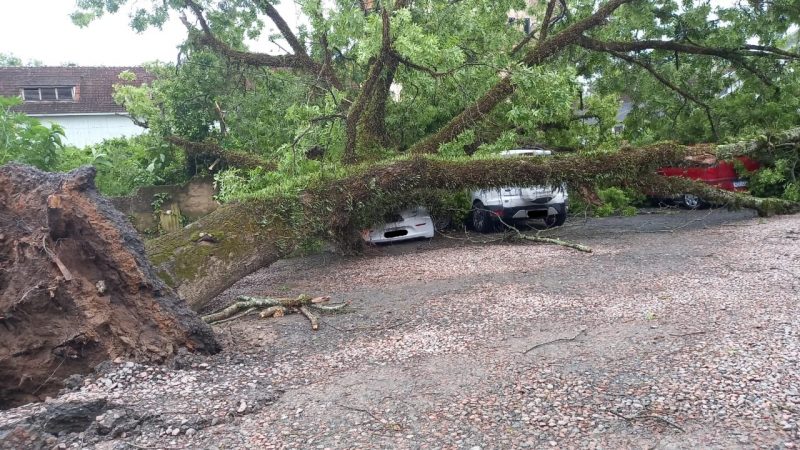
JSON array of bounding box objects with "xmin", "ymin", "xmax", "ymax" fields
[
  {"xmin": 259, "ymin": 306, "xmax": 287, "ymax": 318},
  {"xmin": 298, "ymin": 305, "xmax": 319, "ymax": 330}
]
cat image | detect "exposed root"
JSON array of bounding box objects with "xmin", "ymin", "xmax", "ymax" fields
[{"xmin": 202, "ymin": 294, "xmax": 350, "ymax": 330}]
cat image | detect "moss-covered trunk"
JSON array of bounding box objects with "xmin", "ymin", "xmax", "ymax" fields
[
  {"xmin": 146, "ymin": 200, "xmax": 294, "ymax": 311},
  {"xmin": 146, "ymin": 131, "xmax": 800, "ymax": 311}
]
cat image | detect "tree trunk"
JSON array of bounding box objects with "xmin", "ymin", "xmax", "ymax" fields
[
  {"xmin": 359, "ymin": 57, "xmax": 400, "ymax": 149},
  {"xmin": 146, "ymin": 131, "xmax": 800, "ymax": 312},
  {"xmin": 145, "ymin": 200, "xmax": 295, "ymax": 311}
]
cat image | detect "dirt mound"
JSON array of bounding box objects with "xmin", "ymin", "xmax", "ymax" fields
[{"xmin": 0, "ymin": 164, "xmax": 218, "ymax": 408}]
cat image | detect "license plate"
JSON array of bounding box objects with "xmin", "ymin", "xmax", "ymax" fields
[{"xmin": 733, "ymin": 180, "xmax": 748, "ymax": 188}]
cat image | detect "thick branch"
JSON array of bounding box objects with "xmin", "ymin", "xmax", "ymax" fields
[
  {"xmin": 410, "ymin": 0, "xmax": 636, "ymax": 154},
  {"xmin": 342, "ymin": 8, "xmax": 393, "ymax": 163},
  {"xmin": 578, "ymin": 36, "xmax": 777, "ymax": 88},
  {"xmin": 537, "ymin": 0, "xmax": 559, "ymax": 43},
  {"xmin": 165, "ymin": 136, "xmax": 274, "ymax": 170},
  {"xmin": 738, "ymin": 44, "xmax": 800, "ymax": 59},
  {"xmin": 645, "ymin": 174, "xmax": 800, "ymax": 217},
  {"xmin": 253, "ymin": 0, "xmax": 308, "ymax": 56},
  {"xmin": 182, "ymin": 0, "xmax": 343, "ymax": 89},
  {"xmin": 149, "ymin": 127, "xmax": 800, "ymax": 310}
]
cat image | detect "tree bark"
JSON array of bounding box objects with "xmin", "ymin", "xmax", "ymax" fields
[
  {"xmin": 145, "ymin": 200, "xmax": 295, "ymax": 311},
  {"xmin": 360, "ymin": 57, "xmax": 399, "ymax": 149},
  {"xmin": 147, "ymin": 129, "xmax": 800, "ymax": 311}
]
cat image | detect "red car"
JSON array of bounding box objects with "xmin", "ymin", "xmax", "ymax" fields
[{"xmin": 657, "ymin": 156, "xmax": 760, "ymax": 208}]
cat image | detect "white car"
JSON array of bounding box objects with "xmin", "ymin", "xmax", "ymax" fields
[
  {"xmin": 470, "ymin": 149, "xmax": 568, "ymax": 232},
  {"xmin": 361, "ymin": 207, "xmax": 435, "ymax": 244}
]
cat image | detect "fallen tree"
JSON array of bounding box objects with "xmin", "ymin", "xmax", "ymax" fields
[
  {"xmin": 146, "ymin": 130, "xmax": 800, "ymax": 311},
  {"xmin": 0, "ymin": 164, "xmax": 218, "ymax": 408}
]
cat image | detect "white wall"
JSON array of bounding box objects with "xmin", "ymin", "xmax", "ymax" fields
[{"xmin": 36, "ymin": 114, "xmax": 145, "ymax": 148}]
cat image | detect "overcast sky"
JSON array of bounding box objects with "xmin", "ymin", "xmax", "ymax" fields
[
  {"xmin": 0, "ymin": 0, "xmax": 748, "ymax": 67},
  {"xmin": 0, "ymin": 0, "xmax": 302, "ymax": 66}
]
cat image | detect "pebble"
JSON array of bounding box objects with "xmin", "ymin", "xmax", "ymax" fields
[{"xmin": 1, "ymin": 215, "xmax": 797, "ymax": 449}]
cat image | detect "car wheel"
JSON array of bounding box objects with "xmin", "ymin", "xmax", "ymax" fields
[
  {"xmin": 681, "ymin": 194, "xmax": 703, "ymax": 209},
  {"xmin": 470, "ymin": 201, "xmax": 495, "ymax": 233},
  {"xmin": 543, "ymin": 207, "xmax": 567, "ymax": 228}
]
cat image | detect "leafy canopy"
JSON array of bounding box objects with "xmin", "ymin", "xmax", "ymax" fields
[{"xmin": 69, "ymin": 0, "xmax": 800, "ymax": 201}]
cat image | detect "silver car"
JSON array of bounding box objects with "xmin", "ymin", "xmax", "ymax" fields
[{"xmin": 470, "ymin": 149, "xmax": 568, "ymax": 232}]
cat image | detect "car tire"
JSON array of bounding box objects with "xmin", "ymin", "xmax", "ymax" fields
[
  {"xmin": 681, "ymin": 194, "xmax": 704, "ymax": 209},
  {"xmin": 543, "ymin": 205, "xmax": 567, "ymax": 228},
  {"xmin": 471, "ymin": 201, "xmax": 495, "ymax": 233}
]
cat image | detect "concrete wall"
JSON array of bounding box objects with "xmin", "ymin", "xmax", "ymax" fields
[
  {"xmin": 35, "ymin": 114, "xmax": 145, "ymax": 148},
  {"xmin": 110, "ymin": 178, "xmax": 218, "ymax": 233}
]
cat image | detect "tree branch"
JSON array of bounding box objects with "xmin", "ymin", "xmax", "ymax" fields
[
  {"xmin": 738, "ymin": 44, "xmax": 800, "ymax": 59},
  {"xmin": 252, "ymin": 0, "xmax": 308, "ymax": 56},
  {"xmin": 607, "ymin": 51, "xmax": 719, "ymax": 141},
  {"xmin": 537, "ymin": 0, "xmax": 559, "ymax": 43},
  {"xmin": 577, "ymin": 36, "xmax": 778, "ymax": 89},
  {"xmin": 410, "ymin": 0, "xmax": 636, "ymax": 154},
  {"xmin": 182, "ymin": 0, "xmax": 344, "ymax": 90},
  {"xmin": 391, "ymin": 50, "xmax": 474, "ymax": 78},
  {"xmin": 165, "ymin": 135, "xmax": 273, "ymax": 170},
  {"xmin": 342, "ymin": 7, "xmax": 393, "ymax": 163}
]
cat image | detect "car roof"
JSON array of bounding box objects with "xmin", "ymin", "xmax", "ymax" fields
[{"xmin": 499, "ymin": 148, "xmax": 552, "ymax": 157}]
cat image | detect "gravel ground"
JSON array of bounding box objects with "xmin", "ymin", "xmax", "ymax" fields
[{"xmin": 2, "ymin": 208, "xmax": 799, "ymax": 449}]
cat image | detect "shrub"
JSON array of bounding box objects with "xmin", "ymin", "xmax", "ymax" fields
[
  {"xmin": 594, "ymin": 187, "xmax": 641, "ymax": 217},
  {"xmin": 58, "ymin": 134, "xmax": 186, "ymax": 197}
]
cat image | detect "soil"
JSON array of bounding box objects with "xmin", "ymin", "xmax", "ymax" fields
[
  {"xmin": 1, "ymin": 207, "xmax": 798, "ymax": 449},
  {"xmin": 0, "ymin": 164, "xmax": 217, "ymax": 409}
]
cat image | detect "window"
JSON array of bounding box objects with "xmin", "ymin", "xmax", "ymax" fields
[
  {"xmin": 21, "ymin": 87, "xmax": 74, "ymax": 102},
  {"xmin": 40, "ymin": 88, "xmax": 57, "ymax": 101},
  {"xmin": 56, "ymin": 87, "xmax": 74, "ymax": 100},
  {"xmin": 22, "ymin": 88, "xmax": 40, "ymax": 101}
]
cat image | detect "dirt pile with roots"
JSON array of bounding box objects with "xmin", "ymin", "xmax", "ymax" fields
[{"xmin": 0, "ymin": 164, "xmax": 218, "ymax": 409}]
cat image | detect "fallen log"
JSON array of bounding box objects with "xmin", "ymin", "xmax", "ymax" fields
[
  {"xmin": 147, "ymin": 132, "xmax": 800, "ymax": 311},
  {"xmin": 0, "ymin": 164, "xmax": 218, "ymax": 409}
]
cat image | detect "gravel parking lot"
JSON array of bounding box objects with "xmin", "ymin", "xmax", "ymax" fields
[{"xmin": 2, "ymin": 208, "xmax": 798, "ymax": 449}]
